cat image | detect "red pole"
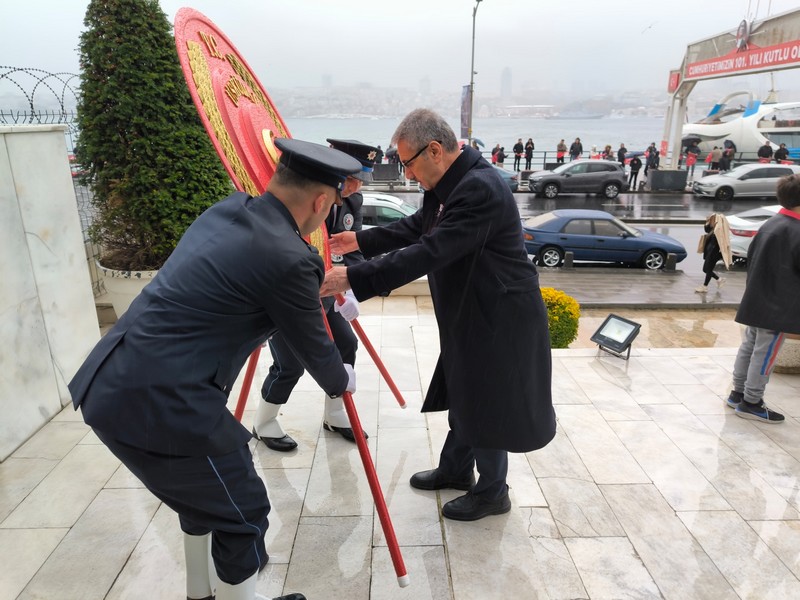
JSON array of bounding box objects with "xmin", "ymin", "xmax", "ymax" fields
[
  {"xmin": 334, "ymin": 293, "xmax": 406, "ymax": 409},
  {"xmin": 234, "ymin": 345, "xmax": 261, "ymax": 422},
  {"xmin": 320, "ymin": 305, "xmax": 408, "ymax": 586},
  {"xmin": 342, "ymin": 389, "xmax": 408, "ymax": 586}
]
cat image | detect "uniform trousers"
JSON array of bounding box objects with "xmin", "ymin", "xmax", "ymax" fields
[
  {"xmin": 438, "ymin": 424, "xmax": 509, "ymax": 500},
  {"xmin": 261, "ymin": 304, "xmax": 357, "ymax": 404},
  {"xmin": 732, "ymin": 326, "xmax": 786, "ymax": 404},
  {"xmin": 93, "ymin": 429, "xmax": 269, "ymax": 584}
]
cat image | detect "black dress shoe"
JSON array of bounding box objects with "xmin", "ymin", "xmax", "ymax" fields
[
  {"xmin": 409, "ymin": 468, "xmax": 475, "ymax": 491},
  {"xmin": 323, "ymin": 422, "xmax": 368, "ymax": 443},
  {"xmin": 442, "ymin": 490, "xmax": 511, "ymax": 521},
  {"xmin": 252, "ymin": 428, "xmax": 298, "ymax": 452},
  {"xmin": 274, "ymin": 594, "xmax": 307, "ymax": 600}
]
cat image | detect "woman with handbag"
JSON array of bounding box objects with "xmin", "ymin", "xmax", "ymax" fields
[{"xmin": 696, "ymin": 213, "xmax": 732, "ymax": 293}]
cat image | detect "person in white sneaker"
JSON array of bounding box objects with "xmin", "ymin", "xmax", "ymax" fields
[
  {"xmin": 726, "ymin": 173, "xmax": 800, "ymax": 423},
  {"xmin": 695, "ymin": 213, "xmax": 731, "ymax": 293},
  {"xmin": 253, "ymin": 139, "xmax": 378, "ymax": 451}
]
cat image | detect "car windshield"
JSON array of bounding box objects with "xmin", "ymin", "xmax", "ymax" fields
[
  {"xmin": 551, "ymin": 163, "xmax": 576, "ymax": 174},
  {"xmin": 614, "ymin": 218, "xmax": 641, "ymax": 237},
  {"xmin": 722, "ymin": 164, "xmax": 753, "ymax": 178},
  {"xmin": 523, "ymin": 212, "xmax": 557, "ymax": 228}
]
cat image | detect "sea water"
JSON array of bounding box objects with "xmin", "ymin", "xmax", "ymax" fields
[{"xmin": 284, "ymin": 116, "xmax": 667, "ymax": 156}]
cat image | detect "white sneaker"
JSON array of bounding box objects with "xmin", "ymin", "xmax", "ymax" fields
[
  {"xmin": 694, "ymin": 285, "xmax": 708, "ymax": 293},
  {"xmin": 717, "ymin": 278, "xmax": 726, "ymax": 288}
]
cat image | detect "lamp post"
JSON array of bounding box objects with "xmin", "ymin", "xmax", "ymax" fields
[{"xmin": 467, "ymin": 0, "xmax": 482, "ymax": 146}]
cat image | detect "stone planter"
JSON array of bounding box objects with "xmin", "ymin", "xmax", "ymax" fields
[
  {"xmin": 775, "ymin": 335, "xmax": 800, "ymax": 375},
  {"xmin": 96, "ymin": 261, "xmax": 157, "ymax": 319}
]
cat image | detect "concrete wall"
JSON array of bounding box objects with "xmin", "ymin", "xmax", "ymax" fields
[{"xmin": 0, "ymin": 125, "xmax": 99, "ymax": 461}]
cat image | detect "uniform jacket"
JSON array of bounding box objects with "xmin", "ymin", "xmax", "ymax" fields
[
  {"xmin": 736, "ymin": 208, "xmax": 800, "ymax": 334},
  {"xmin": 328, "ymin": 192, "xmax": 365, "ymax": 266},
  {"xmin": 69, "ymin": 192, "xmax": 349, "ymax": 456},
  {"xmin": 346, "ymin": 146, "xmax": 556, "ymax": 453}
]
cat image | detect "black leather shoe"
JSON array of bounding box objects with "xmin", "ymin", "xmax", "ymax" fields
[
  {"xmin": 323, "ymin": 422, "xmax": 368, "ymax": 443},
  {"xmin": 409, "ymin": 468, "xmax": 475, "ymax": 491},
  {"xmin": 442, "ymin": 490, "xmax": 511, "ymax": 521},
  {"xmin": 252, "ymin": 428, "xmax": 298, "ymax": 452},
  {"xmin": 275, "ymin": 594, "xmax": 307, "ymax": 600}
]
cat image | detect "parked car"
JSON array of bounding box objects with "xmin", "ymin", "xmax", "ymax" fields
[
  {"xmin": 527, "ymin": 159, "xmax": 629, "ymax": 199},
  {"xmin": 726, "ymin": 204, "xmax": 781, "ymax": 262},
  {"xmin": 492, "ymin": 165, "xmax": 520, "ymax": 192},
  {"xmin": 692, "ymin": 163, "xmax": 800, "ymax": 201},
  {"xmin": 361, "ymin": 192, "xmax": 417, "ymax": 229},
  {"xmin": 522, "ymin": 209, "xmax": 687, "ymax": 270}
]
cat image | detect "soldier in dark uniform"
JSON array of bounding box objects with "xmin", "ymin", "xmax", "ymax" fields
[
  {"xmin": 252, "ymin": 139, "xmax": 378, "ymax": 451},
  {"xmin": 322, "ymin": 109, "xmax": 555, "ymax": 522},
  {"xmin": 68, "ymin": 139, "xmax": 361, "ymax": 600}
]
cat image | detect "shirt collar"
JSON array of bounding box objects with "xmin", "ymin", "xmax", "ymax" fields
[
  {"xmin": 778, "ymin": 207, "xmax": 800, "ymax": 221},
  {"xmin": 431, "ymin": 146, "xmax": 482, "ymax": 203}
]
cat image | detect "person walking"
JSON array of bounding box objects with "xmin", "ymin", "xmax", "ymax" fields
[
  {"xmin": 556, "ymin": 139, "xmax": 567, "ymax": 163},
  {"xmin": 496, "ymin": 146, "xmax": 506, "ymax": 168},
  {"xmin": 322, "ymin": 108, "xmax": 555, "ymax": 522},
  {"xmin": 775, "ymin": 143, "xmax": 789, "ymax": 163},
  {"xmin": 253, "ymin": 139, "xmax": 378, "ymax": 451},
  {"xmin": 757, "ymin": 141, "xmax": 774, "ymax": 162},
  {"xmin": 68, "ymin": 139, "xmax": 362, "ymax": 600},
  {"xmin": 628, "ymin": 154, "xmax": 642, "ymax": 190},
  {"xmin": 695, "ymin": 213, "xmax": 732, "ymax": 293},
  {"xmin": 569, "ymin": 137, "xmax": 582, "ymax": 161},
  {"xmin": 644, "ymin": 144, "xmax": 659, "ymax": 178},
  {"xmin": 512, "ymin": 138, "xmax": 524, "ymax": 171},
  {"xmin": 524, "ymin": 137, "xmax": 534, "ymax": 170},
  {"xmin": 709, "ymin": 145, "xmax": 722, "ymax": 170},
  {"xmin": 617, "ymin": 143, "xmax": 627, "ymax": 166},
  {"xmin": 725, "ymin": 173, "xmax": 800, "ymax": 423},
  {"xmin": 685, "ymin": 140, "xmax": 701, "ymax": 180}
]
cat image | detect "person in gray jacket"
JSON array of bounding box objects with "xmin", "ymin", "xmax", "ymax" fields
[
  {"xmin": 726, "ymin": 173, "xmax": 800, "ymax": 423},
  {"xmin": 69, "ymin": 139, "xmax": 361, "ymax": 600}
]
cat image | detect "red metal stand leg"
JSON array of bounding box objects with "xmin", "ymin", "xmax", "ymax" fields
[{"xmin": 234, "ymin": 346, "xmax": 261, "ymax": 422}]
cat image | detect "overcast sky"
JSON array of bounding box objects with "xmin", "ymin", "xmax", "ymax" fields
[{"xmin": 3, "ymin": 0, "xmax": 800, "ymax": 97}]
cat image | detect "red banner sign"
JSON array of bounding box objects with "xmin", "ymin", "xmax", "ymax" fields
[
  {"xmin": 174, "ymin": 8, "xmax": 291, "ymax": 196},
  {"xmin": 685, "ymin": 39, "xmax": 800, "ymax": 80}
]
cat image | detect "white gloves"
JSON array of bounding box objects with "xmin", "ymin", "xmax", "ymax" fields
[
  {"xmin": 344, "ymin": 363, "xmax": 356, "ymax": 394},
  {"xmin": 334, "ymin": 290, "xmax": 359, "ymax": 322}
]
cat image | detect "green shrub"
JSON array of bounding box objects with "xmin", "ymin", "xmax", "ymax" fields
[
  {"xmin": 75, "ymin": 0, "xmax": 231, "ymax": 271},
  {"xmin": 540, "ymin": 287, "xmax": 580, "ymax": 348}
]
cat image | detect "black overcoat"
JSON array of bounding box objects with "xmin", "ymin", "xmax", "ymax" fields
[
  {"xmin": 69, "ymin": 192, "xmax": 349, "ymax": 456},
  {"xmin": 736, "ymin": 209, "xmax": 800, "ymax": 334},
  {"xmin": 347, "ymin": 147, "xmax": 555, "ymax": 452}
]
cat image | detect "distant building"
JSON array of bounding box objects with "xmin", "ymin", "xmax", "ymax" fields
[{"xmin": 501, "ymin": 67, "xmax": 512, "ymax": 100}]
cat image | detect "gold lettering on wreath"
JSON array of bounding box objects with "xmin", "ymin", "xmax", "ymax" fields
[
  {"xmin": 224, "ymin": 76, "xmax": 257, "ymax": 107},
  {"xmin": 186, "ymin": 40, "xmax": 259, "ymax": 196},
  {"xmin": 199, "ymin": 31, "xmax": 223, "ymax": 59},
  {"xmin": 226, "ymin": 53, "xmax": 288, "ymax": 138}
]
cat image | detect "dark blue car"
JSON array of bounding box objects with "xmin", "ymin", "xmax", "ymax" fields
[{"xmin": 522, "ymin": 209, "xmax": 687, "ymax": 270}]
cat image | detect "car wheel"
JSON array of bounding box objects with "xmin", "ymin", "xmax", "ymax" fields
[
  {"xmin": 543, "ymin": 183, "xmax": 559, "ymax": 199},
  {"xmin": 715, "ymin": 186, "xmax": 734, "ymax": 201},
  {"xmin": 537, "ymin": 246, "xmax": 564, "ymax": 268},
  {"xmin": 603, "ymin": 182, "xmax": 620, "ymax": 199},
  {"xmin": 641, "ymin": 249, "xmax": 666, "ymax": 270}
]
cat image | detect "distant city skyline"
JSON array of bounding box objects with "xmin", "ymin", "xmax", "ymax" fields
[{"xmin": 3, "ymin": 1, "xmax": 800, "ymax": 98}]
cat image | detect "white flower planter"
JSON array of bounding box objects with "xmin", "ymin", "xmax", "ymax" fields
[
  {"xmin": 96, "ymin": 261, "xmax": 157, "ymax": 319},
  {"xmin": 775, "ymin": 336, "xmax": 800, "ymax": 375}
]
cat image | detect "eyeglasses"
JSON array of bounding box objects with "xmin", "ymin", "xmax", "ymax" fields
[{"xmin": 400, "ymin": 140, "xmax": 440, "ymax": 169}]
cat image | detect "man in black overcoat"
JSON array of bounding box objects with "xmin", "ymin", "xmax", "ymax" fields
[
  {"xmin": 322, "ymin": 108, "xmax": 555, "ymax": 522},
  {"xmin": 69, "ymin": 139, "xmax": 361, "ymax": 600}
]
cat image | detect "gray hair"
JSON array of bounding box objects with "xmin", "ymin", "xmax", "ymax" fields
[{"xmin": 391, "ymin": 108, "xmax": 459, "ymax": 153}]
